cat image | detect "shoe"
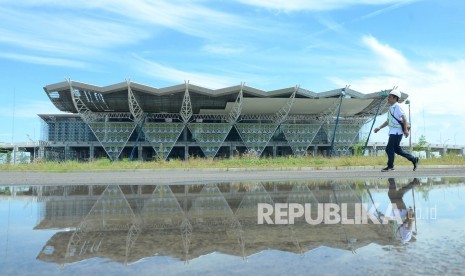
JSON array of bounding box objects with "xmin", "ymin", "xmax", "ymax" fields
[
  {"xmin": 381, "ymin": 167, "xmax": 394, "ymax": 172},
  {"xmin": 412, "ymin": 157, "xmax": 419, "ymax": 171}
]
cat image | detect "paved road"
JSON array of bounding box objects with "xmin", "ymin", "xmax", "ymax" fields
[{"xmin": 2, "ymin": 165, "xmax": 465, "ymax": 185}]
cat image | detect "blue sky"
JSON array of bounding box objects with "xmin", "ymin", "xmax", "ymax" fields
[{"xmin": 0, "ymin": 0, "xmax": 464, "ymax": 147}]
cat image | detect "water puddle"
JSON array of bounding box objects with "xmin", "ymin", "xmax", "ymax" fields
[{"xmin": 1, "ymin": 177, "xmax": 464, "ymax": 275}]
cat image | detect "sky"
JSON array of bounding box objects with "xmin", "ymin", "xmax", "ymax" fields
[{"xmin": 0, "ymin": 0, "xmax": 464, "ymax": 147}]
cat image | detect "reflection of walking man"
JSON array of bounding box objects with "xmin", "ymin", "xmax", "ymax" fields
[
  {"xmin": 387, "ymin": 178, "xmax": 418, "ymax": 244},
  {"xmin": 374, "ymin": 89, "xmax": 419, "ymax": 172}
]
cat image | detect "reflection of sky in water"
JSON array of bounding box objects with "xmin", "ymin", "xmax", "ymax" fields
[{"xmin": 1, "ymin": 178, "xmax": 464, "ymax": 275}]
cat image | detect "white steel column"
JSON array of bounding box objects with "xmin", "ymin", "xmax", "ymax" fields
[
  {"xmin": 228, "ymin": 82, "xmax": 244, "ymax": 124},
  {"xmin": 180, "ymin": 80, "xmax": 192, "ymax": 123},
  {"xmin": 67, "ymin": 78, "xmax": 95, "ymax": 123},
  {"xmin": 127, "ymin": 79, "xmax": 144, "ymax": 122},
  {"xmin": 274, "ymin": 85, "xmax": 298, "ymax": 124}
]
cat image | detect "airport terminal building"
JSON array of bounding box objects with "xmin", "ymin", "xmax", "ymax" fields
[{"xmin": 36, "ymin": 80, "xmax": 399, "ymax": 161}]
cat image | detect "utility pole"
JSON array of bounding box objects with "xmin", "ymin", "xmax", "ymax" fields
[
  {"xmin": 12, "ymin": 88, "xmax": 16, "ymax": 164},
  {"xmin": 27, "ymin": 134, "xmax": 36, "ymax": 161}
]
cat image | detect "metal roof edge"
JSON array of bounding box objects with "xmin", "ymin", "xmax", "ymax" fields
[{"xmin": 43, "ymin": 80, "xmax": 402, "ymax": 99}]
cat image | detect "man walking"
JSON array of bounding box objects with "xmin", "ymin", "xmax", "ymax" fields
[
  {"xmin": 374, "ymin": 90, "xmax": 419, "ymax": 172},
  {"xmin": 387, "ymin": 178, "xmax": 418, "ymax": 244}
]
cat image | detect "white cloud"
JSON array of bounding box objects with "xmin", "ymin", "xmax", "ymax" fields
[
  {"xmin": 315, "ymin": 16, "xmax": 345, "ymax": 33},
  {"xmin": 0, "ymin": 1, "xmax": 248, "ymax": 41},
  {"xmin": 332, "ymin": 35, "xmax": 465, "ymax": 145},
  {"xmin": 0, "ymin": 7, "xmax": 150, "ymax": 56},
  {"xmin": 235, "ymin": 0, "xmax": 416, "ymax": 12},
  {"xmin": 0, "ymin": 1, "xmax": 259, "ymax": 69},
  {"xmin": 132, "ymin": 56, "xmax": 240, "ymax": 89},
  {"xmin": 202, "ymin": 44, "xmax": 245, "ymax": 55},
  {"xmin": 0, "ymin": 53, "xmax": 88, "ymax": 68},
  {"xmin": 0, "ymin": 5, "xmax": 153, "ymax": 69},
  {"xmin": 361, "ymin": 35, "xmax": 413, "ymax": 76},
  {"xmin": 356, "ymin": 35, "xmax": 465, "ymax": 117}
]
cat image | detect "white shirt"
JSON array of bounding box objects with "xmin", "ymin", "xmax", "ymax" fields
[
  {"xmin": 388, "ymin": 102, "xmax": 405, "ymax": 135},
  {"xmin": 397, "ymin": 223, "xmax": 413, "ymax": 244},
  {"xmin": 372, "ymin": 208, "xmax": 413, "ymax": 243},
  {"xmin": 391, "ymin": 208, "xmax": 413, "ymax": 244}
]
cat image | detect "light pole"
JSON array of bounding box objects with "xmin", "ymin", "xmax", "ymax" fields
[
  {"xmin": 405, "ymin": 100, "xmax": 412, "ymax": 148},
  {"xmin": 26, "ymin": 134, "xmax": 37, "ymax": 161},
  {"xmin": 443, "ymin": 139, "xmax": 450, "ymax": 156}
]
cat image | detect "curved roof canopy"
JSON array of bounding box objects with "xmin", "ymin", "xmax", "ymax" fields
[{"xmin": 43, "ymin": 80, "xmax": 408, "ymax": 116}]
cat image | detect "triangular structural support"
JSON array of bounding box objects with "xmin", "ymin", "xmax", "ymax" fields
[
  {"xmin": 281, "ymin": 124, "xmax": 321, "ymax": 156},
  {"xmin": 331, "ymin": 184, "xmax": 361, "ymax": 221},
  {"xmin": 88, "ymin": 121, "xmax": 138, "ymax": 161},
  {"xmin": 140, "ymin": 185, "xmax": 187, "ymax": 229},
  {"xmin": 228, "ymin": 82, "xmax": 244, "ymax": 124},
  {"xmin": 127, "ymin": 79, "xmax": 144, "ymax": 122},
  {"xmin": 274, "ymin": 85, "xmax": 298, "ymax": 124},
  {"xmin": 188, "ymin": 184, "xmax": 235, "ymax": 226},
  {"xmin": 68, "ymin": 78, "xmax": 134, "ymax": 161},
  {"xmin": 286, "ymin": 184, "xmax": 319, "ymax": 205},
  {"xmin": 79, "ymin": 185, "xmax": 136, "ymax": 231},
  {"xmin": 143, "ymin": 122, "xmax": 185, "ymax": 160},
  {"xmin": 187, "ymin": 123, "xmax": 232, "ymax": 159},
  {"xmin": 235, "ymin": 183, "xmax": 274, "ymax": 220},
  {"xmin": 181, "ymin": 217, "xmax": 193, "ymax": 262},
  {"xmin": 65, "ymin": 185, "xmax": 137, "ymax": 260},
  {"xmin": 323, "ymin": 121, "xmax": 365, "ymax": 156},
  {"xmin": 331, "ymin": 183, "xmax": 361, "ymax": 204},
  {"xmin": 235, "ymin": 123, "xmax": 278, "ymax": 156},
  {"xmin": 180, "ymin": 80, "xmax": 193, "ymax": 123}
]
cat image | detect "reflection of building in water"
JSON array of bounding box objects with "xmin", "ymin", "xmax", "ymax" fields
[{"xmin": 34, "ymin": 182, "xmax": 393, "ymax": 265}]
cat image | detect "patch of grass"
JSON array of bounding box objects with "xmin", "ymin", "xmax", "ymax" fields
[{"xmin": 1, "ymin": 154, "xmax": 464, "ymax": 172}]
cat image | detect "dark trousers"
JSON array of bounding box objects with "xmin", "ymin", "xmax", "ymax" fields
[
  {"xmin": 387, "ymin": 178, "xmax": 412, "ymax": 210},
  {"xmin": 386, "ymin": 134, "xmax": 415, "ymax": 168}
]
